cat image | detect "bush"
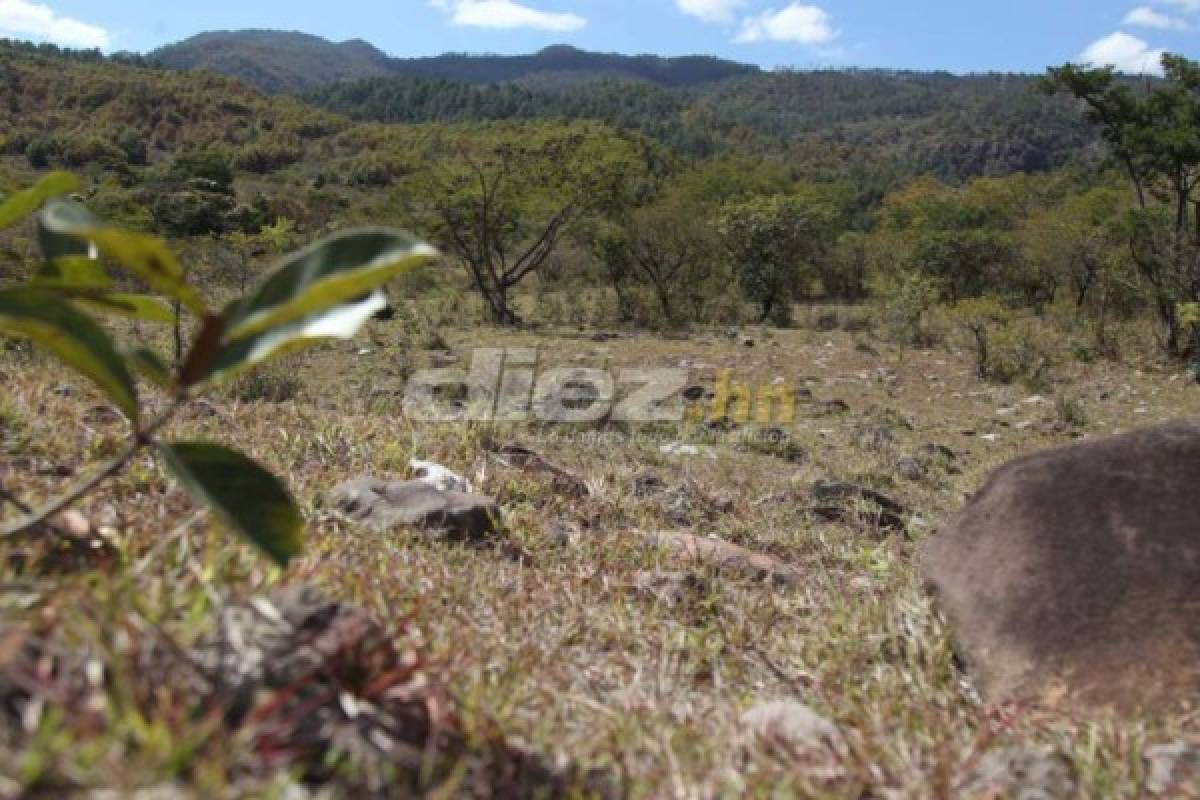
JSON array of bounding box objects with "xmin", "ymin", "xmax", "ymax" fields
[
  {"xmin": 226, "ymin": 362, "xmax": 304, "ymax": 403},
  {"xmin": 235, "ymin": 137, "xmax": 304, "ymax": 174},
  {"xmin": 170, "ymin": 147, "xmax": 235, "ymax": 190},
  {"xmin": 880, "ymin": 272, "xmax": 942, "ymax": 346}
]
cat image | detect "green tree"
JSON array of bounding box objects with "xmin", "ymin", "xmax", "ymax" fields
[
  {"xmin": 716, "ymin": 194, "xmax": 837, "ymax": 324},
  {"xmin": 596, "ymin": 192, "xmax": 719, "ymax": 327},
  {"xmin": 1044, "ymin": 54, "xmax": 1200, "ymax": 356},
  {"xmin": 404, "ymin": 124, "xmax": 647, "ymax": 324}
]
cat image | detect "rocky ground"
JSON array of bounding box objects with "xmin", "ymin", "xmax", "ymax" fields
[{"xmin": 0, "ymin": 315, "xmax": 1197, "ymax": 797}]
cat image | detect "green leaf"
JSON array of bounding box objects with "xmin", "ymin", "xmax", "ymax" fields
[
  {"xmin": 205, "ymin": 290, "xmax": 387, "ymax": 383},
  {"xmin": 0, "ymin": 288, "xmax": 138, "ymax": 423},
  {"xmin": 73, "ymin": 293, "xmax": 176, "ymax": 324},
  {"xmin": 224, "ymin": 228, "xmax": 436, "ymax": 342},
  {"xmin": 39, "ymin": 200, "xmax": 208, "ymax": 316},
  {"xmin": 0, "ymin": 172, "xmax": 78, "ymax": 231},
  {"xmin": 126, "ymin": 347, "xmax": 172, "ymax": 388},
  {"xmin": 157, "ymin": 442, "xmax": 304, "ymax": 567},
  {"xmin": 32, "ymin": 256, "xmax": 111, "ymax": 289}
]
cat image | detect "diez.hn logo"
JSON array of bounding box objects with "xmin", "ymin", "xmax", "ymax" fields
[{"xmin": 403, "ymin": 348, "xmax": 797, "ymax": 425}]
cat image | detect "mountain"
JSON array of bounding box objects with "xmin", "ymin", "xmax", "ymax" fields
[
  {"xmin": 305, "ymin": 68, "xmax": 1097, "ymax": 182},
  {"xmin": 386, "ymin": 44, "xmax": 760, "ymax": 88},
  {"xmin": 152, "ymin": 31, "xmax": 759, "ymax": 93},
  {"xmin": 151, "ymin": 30, "xmax": 395, "ymax": 93}
]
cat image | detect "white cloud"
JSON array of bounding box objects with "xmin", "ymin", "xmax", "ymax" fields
[
  {"xmin": 0, "ymin": 0, "xmax": 108, "ymax": 49},
  {"xmin": 735, "ymin": 3, "xmax": 836, "ymax": 45},
  {"xmin": 429, "ymin": 0, "xmax": 585, "ymax": 32},
  {"xmin": 1123, "ymin": 6, "xmax": 1190, "ymax": 29},
  {"xmin": 676, "ymin": 0, "xmax": 746, "ymax": 24},
  {"xmin": 1079, "ymin": 32, "xmax": 1166, "ymax": 74}
]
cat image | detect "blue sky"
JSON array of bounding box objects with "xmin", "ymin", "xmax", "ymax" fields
[{"xmin": 1, "ymin": 0, "xmax": 1199, "ymax": 74}]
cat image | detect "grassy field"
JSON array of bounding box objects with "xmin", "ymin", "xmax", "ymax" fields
[{"xmin": 0, "ymin": 309, "xmax": 1196, "ymax": 797}]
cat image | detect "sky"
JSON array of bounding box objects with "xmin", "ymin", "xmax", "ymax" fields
[{"xmin": 1, "ymin": 0, "xmax": 1199, "ymax": 75}]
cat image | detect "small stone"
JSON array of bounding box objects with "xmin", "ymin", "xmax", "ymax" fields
[
  {"xmin": 407, "ymin": 460, "xmax": 471, "ymax": 493},
  {"xmin": 49, "ymin": 510, "xmax": 90, "ymax": 538},
  {"xmin": 896, "ymin": 456, "xmax": 925, "ymax": 482},
  {"xmin": 659, "ymin": 442, "xmax": 716, "ymax": 459},
  {"xmin": 738, "ymin": 700, "xmax": 847, "ymax": 782},
  {"xmin": 324, "ymin": 478, "xmax": 500, "ymax": 542},
  {"xmin": 1144, "ymin": 741, "xmax": 1200, "ymax": 795},
  {"xmin": 957, "ymin": 747, "xmax": 1074, "ymax": 799},
  {"xmin": 543, "ymin": 519, "xmax": 581, "ymax": 548},
  {"xmin": 816, "ymin": 399, "xmax": 850, "ymax": 416}
]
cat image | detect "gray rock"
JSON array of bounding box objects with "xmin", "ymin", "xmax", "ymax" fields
[
  {"xmin": 324, "ymin": 478, "xmax": 500, "ymax": 542},
  {"xmin": 738, "ymin": 700, "xmax": 847, "ymax": 783},
  {"xmin": 896, "ymin": 456, "xmax": 925, "ymax": 482},
  {"xmin": 1144, "ymin": 741, "xmax": 1200, "ymax": 795},
  {"xmin": 957, "ymin": 747, "xmax": 1075, "ymax": 800},
  {"xmin": 921, "ymin": 420, "xmax": 1200, "ymax": 712}
]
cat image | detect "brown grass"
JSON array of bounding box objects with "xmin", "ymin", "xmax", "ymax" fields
[{"xmin": 0, "ymin": 311, "xmax": 1196, "ymax": 797}]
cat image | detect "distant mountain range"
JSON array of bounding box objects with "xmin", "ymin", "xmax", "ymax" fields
[
  {"xmin": 140, "ymin": 29, "xmax": 1097, "ymax": 183},
  {"xmin": 150, "ymin": 31, "xmax": 760, "ymax": 93}
]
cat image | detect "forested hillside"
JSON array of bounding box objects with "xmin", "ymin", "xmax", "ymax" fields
[
  {"xmin": 148, "ymin": 30, "xmax": 395, "ymax": 93},
  {"xmin": 150, "ymin": 30, "xmax": 1098, "ymax": 182},
  {"xmin": 152, "ymin": 33, "xmax": 758, "ymax": 92},
  {"xmin": 307, "ymin": 68, "xmax": 1099, "ymax": 181}
]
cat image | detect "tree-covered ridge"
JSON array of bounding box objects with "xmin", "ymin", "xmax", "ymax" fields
[
  {"xmin": 149, "ymin": 30, "xmax": 396, "ymax": 94},
  {"xmin": 306, "ymin": 67, "xmax": 1100, "ymax": 181},
  {"xmin": 151, "ymin": 32, "xmax": 759, "ymax": 93}
]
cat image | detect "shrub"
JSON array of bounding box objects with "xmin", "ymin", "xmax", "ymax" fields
[
  {"xmin": 235, "ymin": 137, "xmax": 304, "ymax": 174},
  {"xmin": 170, "ymin": 147, "xmax": 235, "ymax": 190},
  {"xmin": 881, "ymin": 272, "xmax": 942, "ymax": 346},
  {"xmin": 0, "ymin": 172, "xmax": 438, "ymax": 565},
  {"xmin": 227, "ymin": 362, "xmax": 304, "ymax": 403}
]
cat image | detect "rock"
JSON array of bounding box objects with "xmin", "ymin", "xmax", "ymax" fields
[
  {"xmin": 659, "ymin": 442, "xmax": 716, "ymax": 459},
  {"xmin": 631, "ymin": 473, "xmax": 668, "ymax": 497},
  {"xmin": 957, "ymin": 747, "xmax": 1075, "ymax": 799},
  {"xmin": 816, "ymin": 399, "xmax": 850, "ymax": 416},
  {"xmin": 921, "ymin": 421, "xmax": 1200, "ymax": 712},
  {"xmin": 324, "ymin": 478, "xmax": 500, "ymax": 542},
  {"xmin": 811, "ymin": 481, "xmax": 907, "ymax": 516},
  {"xmin": 855, "ymin": 341, "xmax": 880, "ymax": 357},
  {"xmin": 738, "ymin": 700, "xmax": 846, "ymax": 780},
  {"xmin": 896, "ymin": 456, "xmax": 925, "ymax": 482},
  {"xmin": 543, "ymin": 519, "xmax": 582, "ymax": 548},
  {"xmin": 48, "ymin": 510, "xmax": 91, "ymax": 538},
  {"xmin": 1144, "ymin": 741, "xmax": 1200, "ymax": 795},
  {"xmin": 407, "ymin": 459, "xmax": 471, "ymax": 493},
  {"xmin": 807, "ymin": 481, "xmax": 908, "ymax": 534},
  {"xmin": 640, "ymin": 531, "xmax": 802, "ymax": 585},
  {"xmin": 81, "ymin": 405, "xmax": 124, "ymax": 426}
]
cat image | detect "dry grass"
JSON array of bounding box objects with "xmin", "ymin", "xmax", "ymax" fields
[{"xmin": 0, "ymin": 312, "xmax": 1196, "ymax": 797}]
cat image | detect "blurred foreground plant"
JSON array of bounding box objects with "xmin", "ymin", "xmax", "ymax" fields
[{"xmin": 0, "ymin": 172, "xmax": 437, "ymax": 565}]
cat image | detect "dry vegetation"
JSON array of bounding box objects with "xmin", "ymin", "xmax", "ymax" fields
[{"xmin": 1, "ymin": 301, "xmax": 1196, "ymax": 797}]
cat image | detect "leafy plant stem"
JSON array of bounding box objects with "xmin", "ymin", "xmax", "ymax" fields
[{"xmin": 0, "ymin": 396, "xmax": 186, "ymax": 539}]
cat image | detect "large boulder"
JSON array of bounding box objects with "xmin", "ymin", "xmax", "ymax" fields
[{"xmin": 921, "ymin": 420, "xmax": 1200, "ymax": 713}]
